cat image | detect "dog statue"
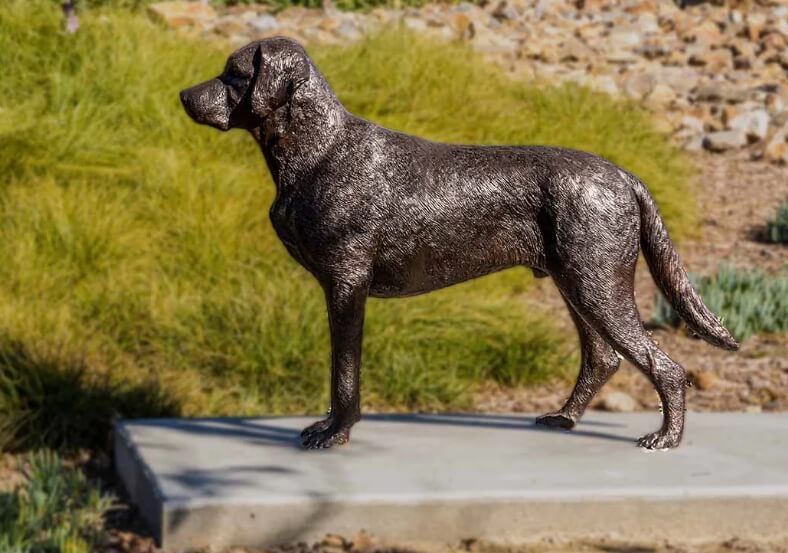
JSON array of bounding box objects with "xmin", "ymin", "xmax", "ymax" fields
[{"xmin": 181, "ymin": 37, "xmax": 738, "ymax": 451}]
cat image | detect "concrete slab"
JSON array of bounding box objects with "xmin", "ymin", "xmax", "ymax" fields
[{"xmin": 115, "ymin": 412, "xmax": 788, "ymax": 551}]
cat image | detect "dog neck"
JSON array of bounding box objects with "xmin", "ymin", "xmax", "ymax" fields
[{"xmin": 253, "ymin": 74, "xmax": 348, "ymax": 189}]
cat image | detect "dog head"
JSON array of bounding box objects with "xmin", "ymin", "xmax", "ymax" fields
[{"xmin": 180, "ymin": 37, "xmax": 310, "ymax": 131}]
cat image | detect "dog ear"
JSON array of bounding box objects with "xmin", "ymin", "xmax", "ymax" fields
[{"xmin": 250, "ymin": 43, "xmax": 310, "ymax": 119}]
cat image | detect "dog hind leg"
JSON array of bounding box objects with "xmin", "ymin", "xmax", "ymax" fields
[
  {"xmin": 536, "ymin": 292, "xmax": 621, "ymax": 430},
  {"xmin": 556, "ymin": 275, "xmax": 687, "ymax": 450}
]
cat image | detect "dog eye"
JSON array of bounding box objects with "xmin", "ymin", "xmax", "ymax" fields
[{"xmin": 227, "ymin": 85, "xmax": 242, "ymax": 108}]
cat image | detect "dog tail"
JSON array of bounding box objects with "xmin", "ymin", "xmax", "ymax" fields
[{"xmin": 631, "ymin": 178, "xmax": 739, "ymax": 351}]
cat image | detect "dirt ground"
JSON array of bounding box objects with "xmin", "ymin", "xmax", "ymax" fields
[{"xmin": 475, "ymin": 152, "xmax": 787, "ymax": 416}]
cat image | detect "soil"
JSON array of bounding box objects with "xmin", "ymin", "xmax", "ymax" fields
[{"xmin": 474, "ymin": 152, "xmax": 788, "ymax": 416}]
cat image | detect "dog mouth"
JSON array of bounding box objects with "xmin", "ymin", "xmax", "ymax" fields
[{"xmin": 180, "ymin": 79, "xmax": 232, "ymax": 131}]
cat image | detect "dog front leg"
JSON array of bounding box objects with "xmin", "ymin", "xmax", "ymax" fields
[{"xmin": 301, "ymin": 277, "xmax": 368, "ymax": 449}]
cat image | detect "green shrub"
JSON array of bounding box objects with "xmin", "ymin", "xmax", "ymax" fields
[
  {"xmin": 765, "ymin": 202, "xmax": 788, "ymax": 244},
  {"xmin": 651, "ymin": 266, "xmax": 787, "ymax": 342},
  {"xmin": 0, "ymin": 450, "xmax": 113, "ymax": 553},
  {"xmin": 0, "ymin": 0, "xmax": 693, "ymax": 450}
]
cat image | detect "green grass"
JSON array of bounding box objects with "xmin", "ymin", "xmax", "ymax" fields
[
  {"xmin": 765, "ymin": 202, "xmax": 788, "ymax": 244},
  {"xmin": 0, "ymin": 0, "xmax": 694, "ymax": 450},
  {"xmin": 651, "ymin": 265, "xmax": 788, "ymax": 342},
  {"xmin": 0, "ymin": 450, "xmax": 113, "ymax": 553}
]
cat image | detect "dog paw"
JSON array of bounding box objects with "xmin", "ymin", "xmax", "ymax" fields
[
  {"xmin": 637, "ymin": 431, "xmax": 681, "ymax": 450},
  {"xmin": 300, "ymin": 417, "xmax": 333, "ymax": 438},
  {"xmin": 535, "ymin": 412, "xmax": 576, "ymax": 430},
  {"xmin": 301, "ymin": 418, "xmax": 352, "ymax": 449}
]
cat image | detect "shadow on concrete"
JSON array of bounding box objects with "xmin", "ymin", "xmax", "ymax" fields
[
  {"xmin": 130, "ymin": 417, "xmax": 303, "ymax": 448},
  {"xmin": 164, "ymin": 463, "xmax": 299, "ymax": 499},
  {"xmin": 128, "ymin": 412, "xmax": 635, "ymax": 455},
  {"xmin": 364, "ymin": 413, "xmax": 635, "ymax": 444}
]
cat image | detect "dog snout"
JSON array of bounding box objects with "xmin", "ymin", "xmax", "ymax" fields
[{"xmin": 180, "ymin": 79, "xmax": 231, "ymax": 131}]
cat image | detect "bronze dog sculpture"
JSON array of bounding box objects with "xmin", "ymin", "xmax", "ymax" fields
[{"xmin": 181, "ymin": 37, "xmax": 738, "ymax": 451}]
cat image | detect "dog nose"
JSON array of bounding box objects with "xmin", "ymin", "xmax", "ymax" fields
[{"xmin": 179, "ymin": 89, "xmax": 189, "ymax": 107}]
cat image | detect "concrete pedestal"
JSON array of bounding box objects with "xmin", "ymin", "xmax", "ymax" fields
[{"xmin": 114, "ymin": 412, "xmax": 788, "ymax": 551}]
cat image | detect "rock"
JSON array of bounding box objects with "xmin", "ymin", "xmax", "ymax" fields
[
  {"xmin": 637, "ymin": 41, "xmax": 670, "ymax": 59},
  {"xmin": 350, "ymin": 530, "xmax": 378, "ymax": 553},
  {"xmin": 765, "ymin": 125, "xmax": 788, "ymax": 164},
  {"xmin": 683, "ymin": 135, "xmax": 705, "ymax": 152},
  {"xmin": 694, "ymin": 83, "xmax": 748, "ymax": 103},
  {"xmin": 679, "ymin": 115, "xmax": 705, "ymax": 134},
  {"xmin": 761, "ymin": 31, "xmax": 786, "ymax": 52},
  {"xmin": 733, "ymin": 55, "xmax": 753, "ymax": 70},
  {"xmin": 623, "ymin": 71, "xmax": 657, "ymax": 99},
  {"xmin": 729, "ymin": 109, "xmax": 770, "ymax": 142},
  {"xmin": 606, "ymin": 49, "xmax": 640, "ymax": 64},
  {"xmin": 607, "ymin": 28, "xmax": 643, "ymax": 50},
  {"xmin": 635, "ymin": 13, "xmax": 660, "ymax": 34},
  {"xmin": 147, "ymin": 1, "xmax": 216, "ymax": 29},
  {"xmin": 721, "ymin": 104, "xmax": 744, "ymax": 128},
  {"xmin": 589, "ymin": 75, "xmax": 619, "ymax": 96},
  {"xmin": 656, "ymin": 66, "xmax": 701, "ymax": 96},
  {"xmin": 212, "ymin": 15, "xmax": 249, "ymax": 37},
  {"xmin": 774, "ymin": 111, "xmax": 788, "ymax": 127},
  {"xmin": 403, "ymin": 17, "xmax": 427, "ymax": 32},
  {"xmin": 624, "ymin": 0, "xmax": 658, "ymax": 15},
  {"xmin": 450, "ymin": 12, "xmax": 474, "ymax": 40},
  {"xmin": 645, "ymin": 82, "xmax": 677, "ymax": 108},
  {"xmin": 248, "ymin": 13, "xmax": 278, "ymax": 34},
  {"xmin": 558, "ymin": 37, "xmax": 593, "ymax": 62},
  {"xmin": 598, "ymin": 391, "xmax": 638, "ymax": 413},
  {"xmin": 746, "ymin": 11, "xmax": 767, "ymax": 41},
  {"xmin": 689, "ymin": 370, "xmax": 718, "ymax": 391},
  {"xmin": 473, "ymin": 28, "xmax": 518, "ymax": 54},
  {"xmin": 490, "ymin": 1, "xmax": 518, "ymax": 22},
  {"xmin": 683, "ymin": 19, "xmax": 723, "ymax": 46},
  {"xmin": 703, "ymin": 129, "xmax": 748, "ymax": 152},
  {"xmin": 765, "ymin": 93, "xmax": 785, "ymax": 114},
  {"xmin": 321, "ymin": 534, "xmax": 349, "ymax": 549},
  {"xmin": 336, "ymin": 19, "xmax": 361, "ymax": 40},
  {"xmin": 688, "ymin": 47, "xmax": 732, "ymax": 71}
]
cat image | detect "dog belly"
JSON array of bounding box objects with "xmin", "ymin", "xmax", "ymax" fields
[
  {"xmin": 369, "ymin": 240, "xmax": 537, "ymax": 298},
  {"xmin": 368, "ymin": 266, "xmax": 516, "ymax": 298}
]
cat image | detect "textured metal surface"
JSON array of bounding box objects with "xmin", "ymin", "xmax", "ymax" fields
[{"xmin": 180, "ymin": 37, "xmax": 738, "ymax": 451}]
